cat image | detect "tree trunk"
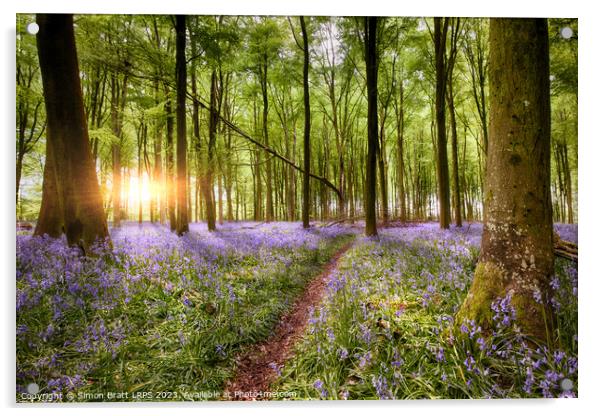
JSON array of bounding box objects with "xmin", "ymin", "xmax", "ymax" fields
[
  {"xmin": 34, "ymin": 136, "xmax": 62, "ymax": 237},
  {"xmin": 434, "ymin": 17, "xmax": 451, "ymax": 229},
  {"xmin": 456, "ymin": 18, "xmax": 554, "ymax": 343},
  {"xmin": 364, "ymin": 17, "xmax": 379, "ymax": 237},
  {"xmin": 377, "ymin": 132, "xmax": 388, "ymax": 224},
  {"xmin": 559, "ymin": 141, "xmax": 574, "ymax": 223},
  {"xmin": 151, "ymin": 80, "xmax": 163, "ymax": 223},
  {"xmin": 189, "ymin": 22, "xmax": 204, "ymax": 226},
  {"xmin": 258, "ymin": 54, "xmax": 274, "ymax": 223},
  {"xmin": 175, "ymin": 15, "xmax": 189, "ymax": 235},
  {"xmin": 137, "ymin": 123, "xmax": 143, "ymax": 224},
  {"xmin": 205, "ymin": 70, "xmax": 218, "ymax": 231},
  {"xmin": 447, "ymin": 75, "xmax": 462, "ymax": 227},
  {"xmin": 300, "ymin": 16, "xmax": 311, "ymax": 229},
  {"xmin": 35, "ymin": 13, "xmax": 109, "ymax": 251},
  {"xmin": 218, "ymin": 170, "xmax": 224, "ymax": 225},
  {"xmin": 110, "ymin": 73, "xmax": 126, "ymax": 228},
  {"xmin": 165, "ymin": 96, "xmax": 177, "ymax": 230},
  {"xmin": 396, "ymin": 80, "xmax": 406, "ymax": 222}
]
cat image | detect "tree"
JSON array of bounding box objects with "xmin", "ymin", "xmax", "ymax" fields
[
  {"xmin": 248, "ymin": 18, "xmax": 282, "ymax": 222},
  {"xmin": 175, "ymin": 15, "xmax": 189, "ymax": 235},
  {"xmin": 165, "ymin": 92, "xmax": 177, "ymax": 230},
  {"xmin": 16, "ymin": 21, "xmax": 45, "ymax": 212},
  {"xmin": 364, "ymin": 16, "xmax": 379, "ymax": 237},
  {"xmin": 462, "ymin": 20, "xmax": 489, "ymax": 155},
  {"xmin": 300, "ymin": 16, "xmax": 311, "ymax": 229},
  {"xmin": 34, "ymin": 13, "xmax": 109, "ymax": 251},
  {"xmin": 35, "ymin": 135, "xmax": 62, "ymax": 237},
  {"xmin": 110, "ymin": 72, "xmax": 128, "ymax": 227},
  {"xmin": 456, "ymin": 18, "xmax": 554, "ymax": 343},
  {"xmin": 446, "ymin": 18, "xmax": 462, "ymax": 227},
  {"xmin": 433, "ymin": 17, "xmax": 451, "ymax": 230}
]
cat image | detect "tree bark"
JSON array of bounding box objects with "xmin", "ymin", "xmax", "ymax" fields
[
  {"xmin": 456, "ymin": 18, "xmax": 554, "ymax": 343},
  {"xmin": 205, "ymin": 70, "xmax": 218, "ymax": 231},
  {"xmin": 259, "ymin": 55, "xmax": 274, "ymax": 223},
  {"xmin": 35, "ymin": 13, "xmax": 110, "ymax": 251},
  {"xmin": 35, "ymin": 135, "xmax": 62, "ymax": 238},
  {"xmin": 448, "ymin": 75, "xmax": 462, "ymax": 227},
  {"xmin": 165, "ymin": 95, "xmax": 177, "ymax": 230},
  {"xmin": 393, "ymin": 73, "xmax": 407, "ymax": 222},
  {"xmin": 109, "ymin": 73, "xmax": 127, "ymax": 227},
  {"xmin": 175, "ymin": 15, "xmax": 189, "ymax": 235},
  {"xmin": 151, "ymin": 80, "xmax": 163, "ymax": 223},
  {"xmin": 364, "ymin": 17, "xmax": 379, "ymax": 236},
  {"xmin": 300, "ymin": 16, "xmax": 311, "ymax": 229},
  {"xmin": 434, "ymin": 17, "xmax": 451, "ymax": 229}
]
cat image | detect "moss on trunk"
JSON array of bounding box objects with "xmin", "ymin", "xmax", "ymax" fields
[{"xmin": 455, "ymin": 18, "xmax": 554, "ymax": 344}]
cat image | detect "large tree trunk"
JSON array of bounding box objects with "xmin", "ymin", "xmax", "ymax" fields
[
  {"xmin": 364, "ymin": 17, "xmax": 379, "ymax": 236},
  {"xmin": 175, "ymin": 15, "xmax": 189, "ymax": 235},
  {"xmin": 35, "ymin": 13, "xmax": 109, "ymax": 251},
  {"xmin": 456, "ymin": 18, "xmax": 553, "ymax": 343},
  {"xmin": 434, "ymin": 17, "xmax": 451, "ymax": 230},
  {"xmin": 300, "ymin": 16, "xmax": 311, "ymax": 229}
]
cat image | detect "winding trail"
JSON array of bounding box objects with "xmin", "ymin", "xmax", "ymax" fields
[{"xmin": 223, "ymin": 240, "xmax": 354, "ymax": 401}]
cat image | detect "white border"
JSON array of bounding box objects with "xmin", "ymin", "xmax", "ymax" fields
[{"xmin": 2, "ymin": 1, "xmax": 600, "ymax": 416}]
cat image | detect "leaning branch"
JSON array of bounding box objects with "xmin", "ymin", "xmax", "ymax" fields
[{"xmin": 185, "ymin": 90, "xmax": 343, "ymax": 200}]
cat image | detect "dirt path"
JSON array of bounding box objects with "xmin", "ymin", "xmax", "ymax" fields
[{"xmin": 223, "ymin": 241, "xmax": 354, "ymax": 401}]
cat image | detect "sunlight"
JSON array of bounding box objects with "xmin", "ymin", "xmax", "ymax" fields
[{"xmin": 126, "ymin": 172, "xmax": 153, "ymax": 208}]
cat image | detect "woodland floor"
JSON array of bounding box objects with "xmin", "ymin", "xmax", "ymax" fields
[
  {"xmin": 16, "ymin": 221, "xmax": 578, "ymax": 401},
  {"xmin": 223, "ymin": 241, "xmax": 355, "ymax": 400}
]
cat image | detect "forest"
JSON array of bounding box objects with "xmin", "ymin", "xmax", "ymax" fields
[{"xmin": 16, "ymin": 14, "xmax": 577, "ymax": 401}]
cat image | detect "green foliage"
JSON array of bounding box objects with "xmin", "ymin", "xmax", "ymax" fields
[{"xmin": 16, "ymin": 15, "xmax": 577, "ymax": 224}]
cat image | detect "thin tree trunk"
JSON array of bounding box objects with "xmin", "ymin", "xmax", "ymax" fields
[
  {"xmin": 396, "ymin": 80, "xmax": 407, "ymax": 222},
  {"xmin": 175, "ymin": 15, "xmax": 189, "ymax": 235},
  {"xmin": 300, "ymin": 16, "xmax": 311, "ymax": 229},
  {"xmin": 448, "ymin": 75, "xmax": 462, "ymax": 227},
  {"xmin": 165, "ymin": 95, "xmax": 177, "ymax": 230},
  {"xmin": 205, "ymin": 69, "xmax": 218, "ymax": 231},
  {"xmin": 364, "ymin": 17, "xmax": 379, "ymax": 236},
  {"xmin": 259, "ymin": 53, "xmax": 274, "ymax": 222},
  {"xmin": 151, "ymin": 80, "xmax": 163, "ymax": 223}
]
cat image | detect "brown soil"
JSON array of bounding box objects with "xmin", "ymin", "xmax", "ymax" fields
[{"xmin": 223, "ymin": 241, "xmax": 354, "ymax": 401}]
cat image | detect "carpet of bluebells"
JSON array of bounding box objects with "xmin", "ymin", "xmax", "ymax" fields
[
  {"xmin": 275, "ymin": 223, "xmax": 578, "ymax": 399},
  {"xmin": 16, "ymin": 222, "xmax": 354, "ymax": 401},
  {"xmin": 16, "ymin": 221, "xmax": 577, "ymax": 401}
]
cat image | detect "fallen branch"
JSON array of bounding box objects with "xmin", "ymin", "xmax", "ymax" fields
[
  {"xmin": 554, "ymin": 233, "xmax": 578, "ymax": 262},
  {"xmin": 185, "ymin": 90, "xmax": 343, "ymax": 201},
  {"xmin": 323, "ymin": 216, "xmax": 365, "ymax": 227}
]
